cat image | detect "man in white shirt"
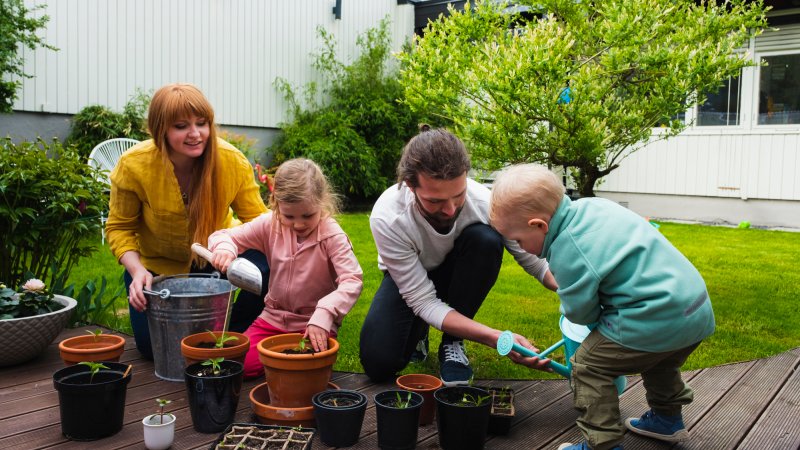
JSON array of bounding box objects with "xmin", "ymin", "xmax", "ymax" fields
[{"xmin": 360, "ymin": 127, "xmax": 557, "ymax": 385}]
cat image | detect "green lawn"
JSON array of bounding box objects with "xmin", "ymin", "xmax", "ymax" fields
[{"xmin": 71, "ymin": 216, "xmax": 800, "ymax": 380}]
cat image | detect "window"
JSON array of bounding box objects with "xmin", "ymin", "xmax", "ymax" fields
[
  {"xmin": 697, "ymin": 75, "xmax": 741, "ymax": 126},
  {"xmin": 758, "ymin": 53, "xmax": 800, "ymax": 125}
]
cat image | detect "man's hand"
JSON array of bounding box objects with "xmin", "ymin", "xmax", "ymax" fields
[{"xmin": 506, "ymin": 333, "xmax": 553, "ymax": 372}]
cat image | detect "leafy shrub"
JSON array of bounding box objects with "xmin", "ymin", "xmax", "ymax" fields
[
  {"xmin": 269, "ymin": 18, "xmax": 430, "ymax": 203},
  {"xmin": 57, "ymin": 275, "xmax": 125, "ymax": 327},
  {"xmin": 219, "ymin": 130, "xmax": 258, "ymax": 160},
  {"xmin": 0, "ymin": 138, "xmax": 107, "ymax": 289},
  {"xmin": 66, "ymin": 89, "xmax": 151, "ymax": 160}
]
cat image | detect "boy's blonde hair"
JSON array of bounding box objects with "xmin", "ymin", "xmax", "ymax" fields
[
  {"xmin": 490, "ymin": 164, "xmax": 565, "ymax": 224},
  {"xmin": 148, "ymin": 83, "xmax": 222, "ymax": 262},
  {"xmin": 269, "ymin": 158, "xmax": 341, "ymax": 223}
]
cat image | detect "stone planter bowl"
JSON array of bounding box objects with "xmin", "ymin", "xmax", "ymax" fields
[{"xmin": 0, "ymin": 295, "xmax": 77, "ymax": 367}]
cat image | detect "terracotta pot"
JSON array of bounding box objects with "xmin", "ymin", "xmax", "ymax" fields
[
  {"xmin": 249, "ymin": 381, "xmax": 340, "ymax": 428},
  {"xmin": 0, "ymin": 295, "xmax": 77, "ymax": 367},
  {"xmin": 396, "ymin": 373, "xmax": 443, "ymax": 426},
  {"xmin": 58, "ymin": 333, "xmax": 126, "ymax": 365},
  {"xmin": 180, "ymin": 331, "xmax": 249, "ymax": 367},
  {"xmin": 257, "ymin": 333, "xmax": 339, "ymax": 408}
]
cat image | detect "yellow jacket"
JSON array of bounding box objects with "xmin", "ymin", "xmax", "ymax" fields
[{"xmin": 106, "ymin": 138, "xmax": 267, "ymax": 275}]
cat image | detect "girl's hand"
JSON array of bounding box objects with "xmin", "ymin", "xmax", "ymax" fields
[
  {"xmin": 506, "ymin": 333, "xmax": 553, "ymax": 372},
  {"xmin": 211, "ymin": 249, "xmax": 236, "ymax": 274},
  {"xmin": 304, "ymin": 325, "xmax": 330, "ymax": 352}
]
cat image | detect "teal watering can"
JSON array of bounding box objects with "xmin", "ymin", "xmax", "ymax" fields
[{"xmin": 496, "ymin": 316, "xmax": 627, "ymax": 395}]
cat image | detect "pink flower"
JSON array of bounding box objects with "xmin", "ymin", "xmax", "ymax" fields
[
  {"xmin": 22, "ymin": 278, "xmax": 46, "ymax": 293},
  {"xmin": 260, "ymin": 174, "xmax": 269, "ymax": 183}
]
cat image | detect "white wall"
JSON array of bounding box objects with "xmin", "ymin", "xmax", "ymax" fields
[{"xmin": 10, "ymin": 0, "xmax": 414, "ymax": 128}]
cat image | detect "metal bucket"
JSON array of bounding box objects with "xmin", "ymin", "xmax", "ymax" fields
[{"xmin": 144, "ymin": 273, "xmax": 236, "ymax": 381}]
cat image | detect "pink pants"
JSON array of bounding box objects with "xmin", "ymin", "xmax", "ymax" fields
[{"xmin": 242, "ymin": 318, "xmax": 295, "ymax": 379}]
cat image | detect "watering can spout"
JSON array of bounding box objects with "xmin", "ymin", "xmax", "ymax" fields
[{"xmin": 496, "ymin": 330, "xmax": 571, "ymax": 378}]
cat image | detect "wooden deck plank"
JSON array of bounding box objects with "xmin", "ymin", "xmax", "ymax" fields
[
  {"xmin": 1, "ymin": 326, "xmax": 799, "ymax": 450},
  {"xmin": 724, "ymin": 349, "xmax": 800, "ymax": 450},
  {"xmin": 680, "ymin": 351, "xmax": 800, "ymax": 450}
]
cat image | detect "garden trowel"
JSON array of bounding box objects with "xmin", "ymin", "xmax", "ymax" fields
[{"xmin": 191, "ymin": 243, "xmax": 262, "ymax": 295}]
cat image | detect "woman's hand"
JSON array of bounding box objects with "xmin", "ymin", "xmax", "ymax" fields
[
  {"xmin": 506, "ymin": 333, "xmax": 553, "ymax": 372},
  {"xmin": 211, "ymin": 248, "xmax": 236, "ymax": 274},
  {"xmin": 128, "ymin": 267, "xmax": 153, "ymax": 312},
  {"xmin": 119, "ymin": 251, "xmax": 152, "ymax": 312},
  {"xmin": 304, "ymin": 325, "xmax": 330, "ymax": 352}
]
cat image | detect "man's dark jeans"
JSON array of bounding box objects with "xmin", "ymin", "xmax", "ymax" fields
[
  {"xmin": 125, "ymin": 248, "xmax": 269, "ymax": 359},
  {"xmin": 359, "ymin": 223, "xmax": 504, "ymax": 381}
]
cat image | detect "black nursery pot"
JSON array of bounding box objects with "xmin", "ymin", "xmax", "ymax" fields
[
  {"xmin": 53, "ymin": 361, "xmax": 132, "ymax": 441},
  {"xmin": 374, "ymin": 389, "xmax": 423, "ymax": 450},
  {"xmin": 434, "ymin": 386, "xmax": 491, "ymax": 450},
  {"xmin": 184, "ymin": 360, "xmax": 244, "ymax": 433},
  {"xmin": 312, "ymin": 389, "xmax": 368, "ymax": 447}
]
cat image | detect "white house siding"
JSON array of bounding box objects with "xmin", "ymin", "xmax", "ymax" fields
[
  {"xmin": 597, "ymin": 22, "xmax": 800, "ymax": 229},
  {"xmin": 11, "ymin": 0, "xmax": 415, "ymax": 129}
]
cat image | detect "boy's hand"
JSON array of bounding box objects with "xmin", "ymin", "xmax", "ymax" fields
[
  {"xmin": 507, "ymin": 333, "xmax": 553, "ymax": 372},
  {"xmin": 211, "ymin": 249, "xmax": 236, "ymax": 274},
  {"xmin": 304, "ymin": 325, "xmax": 329, "ymax": 352}
]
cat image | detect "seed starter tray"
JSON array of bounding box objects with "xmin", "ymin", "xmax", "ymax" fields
[{"xmin": 211, "ymin": 423, "xmax": 315, "ymax": 450}]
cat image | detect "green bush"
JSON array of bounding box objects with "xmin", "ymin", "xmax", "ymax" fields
[
  {"xmin": 66, "ymin": 89, "xmax": 150, "ymax": 160},
  {"xmin": 0, "ymin": 138, "xmax": 108, "ymax": 289},
  {"xmin": 269, "ymin": 19, "xmax": 430, "ymax": 202}
]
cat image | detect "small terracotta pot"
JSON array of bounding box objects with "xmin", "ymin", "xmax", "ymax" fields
[
  {"xmin": 180, "ymin": 331, "xmax": 249, "ymax": 367},
  {"xmin": 396, "ymin": 373, "xmax": 443, "ymax": 426},
  {"xmin": 249, "ymin": 381, "xmax": 340, "ymax": 428},
  {"xmin": 58, "ymin": 333, "xmax": 126, "ymax": 365},
  {"xmin": 257, "ymin": 333, "xmax": 339, "ymax": 408}
]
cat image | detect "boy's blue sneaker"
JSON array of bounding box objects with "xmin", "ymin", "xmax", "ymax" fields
[
  {"xmin": 557, "ymin": 442, "xmax": 623, "ymax": 450},
  {"xmin": 625, "ymin": 410, "xmax": 689, "ymax": 442},
  {"xmin": 409, "ymin": 334, "xmax": 429, "ymax": 363},
  {"xmin": 438, "ymin": 340, "xmax": 473, "ymax": 386}
]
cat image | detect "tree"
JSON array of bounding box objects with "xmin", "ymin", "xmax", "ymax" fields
[
  {"xmin": 0, "ymin": 0, "xmax": 56, "ymax": 113},
  {"xmin": 270, "ymin": 18, "xmax": 431, "ymax": 203},
  {"xmin": 398, "ymin": 0, "xmax": 767, "ymax": 196}
]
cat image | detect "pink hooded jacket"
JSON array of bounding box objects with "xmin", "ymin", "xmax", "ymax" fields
[{"xmin": 208, "ymin": 212, "xmax": 363, "ymax": 333}]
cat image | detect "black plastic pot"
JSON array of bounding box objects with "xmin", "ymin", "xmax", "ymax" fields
[
  {"xmin": 312, "ymin": 389, "xmax": 368, "ymax": 447},
  {"xmin": 374, "ymin": 389, "xmax": 423, "ymax": 450},
  {"xmin": 52, "ymin": 361, "xmax": 132, "ymax": 441},
  {"xmin": 434, "ymin": 386, "xmax": 491, "ymax": 450},
  {"xmin": 184, "ymin": 359, "xmax": 244, "ymax": 433}
]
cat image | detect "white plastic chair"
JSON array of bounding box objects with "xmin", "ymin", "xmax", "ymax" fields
[{"xmin": 88, "ymin": 138, "xmax": 141, "ymax": 243}]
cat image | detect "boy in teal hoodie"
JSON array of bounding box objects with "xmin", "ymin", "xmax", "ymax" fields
[{"xmin": 489, "ymin": 164, "xmax": 715, "ymax": 450}]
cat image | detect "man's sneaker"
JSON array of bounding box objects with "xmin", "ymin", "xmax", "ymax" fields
[
  {"xmin": 438, "ymin": 340, "xmax": 473, "ymax": 386},
  {"xmin": 624, "ymin": 410, "xmax": 689, "ymax": 442},
  {"xmin": 557, "ymin": 442, "xmax": 623, "ymax": 450},
  {"xmin": 409, "ymin": 334, "xmax": 429, "ymax": 363}
]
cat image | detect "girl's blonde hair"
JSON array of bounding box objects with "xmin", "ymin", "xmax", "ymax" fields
[
  {"xmin": 269, "ymin": 158, "xmax": 340, "ymax": 225},
  {"xmin": 489, "ymin": 164, "xmax": 565, "ymax": 224},
  {"xmin": 148, "ymin": 83, "xmax": 222, "ymax": 261}
]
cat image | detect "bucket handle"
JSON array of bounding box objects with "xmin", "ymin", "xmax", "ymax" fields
[{"xmin": 143, "ymin": 288, "xmax": 171, "ymax": 299}]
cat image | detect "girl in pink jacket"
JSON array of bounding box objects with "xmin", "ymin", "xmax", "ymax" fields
[{"xmin": 208, "ymin": 158, "xmax": 363, "ymax": 379}]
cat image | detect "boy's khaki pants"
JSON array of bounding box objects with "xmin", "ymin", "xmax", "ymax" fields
[{"xmin": 570, "ymin": 330, "xmax": 700, "ymax": 450}]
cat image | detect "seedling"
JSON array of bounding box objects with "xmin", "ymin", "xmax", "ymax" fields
[
  {"xmin": 207, "ymin": 330, "xmax": 237, "ymax": 349},
  {"xmin": 86, "ymin": 328, "xmax": 104, "ymax": 341},
  {"xmin": 155, "ymin": 398, "xmax": 172, "ymax": 424},
  {"xmin": 459, "ymin": 393, "xmax": 490, "ymax": 406},
  {"xmin": 394, "ymin": 391, "xmax": 413, "ymax": 408},
  {"xmin": 78, "ymin": 361, "xmax": 109, "ymax": 383},
  {"xmin": 293, "ymin": 337, "xmax": 311, "ymax": 353},
  {"xmin": 202, "ymin": 357, "xmax": 225, "ymax": 376}
]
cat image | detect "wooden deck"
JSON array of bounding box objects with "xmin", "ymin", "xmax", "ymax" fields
[{"xmin": 1, "ymin": 326, "xmax": 798, "ymax": 450}]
